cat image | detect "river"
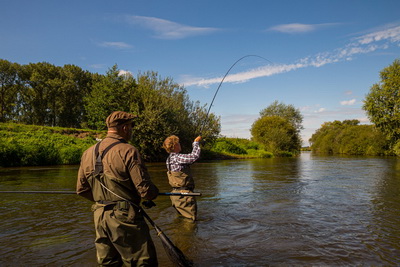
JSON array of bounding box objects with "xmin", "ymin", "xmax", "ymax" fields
[{"xmin": 0, "ymin": 152, "xmax": 399, "ymax": 266}]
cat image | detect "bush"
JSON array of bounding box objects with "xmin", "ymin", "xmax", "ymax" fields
[{"xmin": 212, "ymin": 138, "xmax": 247, "ymax": 155}]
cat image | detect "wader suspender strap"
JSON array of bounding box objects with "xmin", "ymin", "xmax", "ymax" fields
[
  {"xmin": 94, "ymin": 139, "xmax": 127, "ymax": 176},
  {"xmin": 92, "ymin": 139, "xmax": 140, "ymax": 207}
]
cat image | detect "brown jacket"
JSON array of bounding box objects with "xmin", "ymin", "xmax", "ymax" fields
[{"xmin": 76, "ymin": 133, "xmax": 158, "ymax": 203}]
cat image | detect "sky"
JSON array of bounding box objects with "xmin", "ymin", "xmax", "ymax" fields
[{"xmin": 1, "ymin": 0, "xmax": 400, "ymax": 145}]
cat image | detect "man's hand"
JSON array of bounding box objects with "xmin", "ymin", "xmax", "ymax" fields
[{"xmin": 194, "ymin": 136, "xmax": 202, "ymax": 142}]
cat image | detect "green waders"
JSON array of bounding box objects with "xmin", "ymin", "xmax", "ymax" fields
[
  {"xmin": 92, "ymin": 201, "xmax": 158, "ymax": 266},
  {"xmin": 167, "ymin": 169, "xmax": 197, "ymax": 221}
]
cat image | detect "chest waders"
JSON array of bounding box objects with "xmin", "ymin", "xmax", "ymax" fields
[
  {"xmin": 89, "ymin": 140, "xmax": 158, "ymax": 266},
  {"xmin": 167, "ymin": 157, "xmax": 197, "ymax": 221}
]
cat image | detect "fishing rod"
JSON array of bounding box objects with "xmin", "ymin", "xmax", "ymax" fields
[
  {"xmin": 0, "ymin": 190, "xmax": 201, "ymax": 196},
  {"xmin": 199, "ymin": 54, "xmax": 273, "ymax": 135}
]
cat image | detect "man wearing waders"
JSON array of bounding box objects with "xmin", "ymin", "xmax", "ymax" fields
[
  {"xmin": 77, "ymin": 111, "xmax": 159, "ymax": 266},
  {"xmin": 162, "ymin": 135, "xmax": 202, "ymax": 221}
]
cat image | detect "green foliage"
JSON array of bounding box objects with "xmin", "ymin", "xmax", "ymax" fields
[
  {"xmin": 252, "ymin": 101, "xmax": 303, "ymax": 155},
  {"xmin": 209, "ymin": 137, "xmax": 273, "ymax": 158},
  {"xmin": 309, "ymin": 120, "xmax": 389, "ymax": 155},
  {"xmin": 212, "ymin": 138, "xmax": 247, "ymax": 154},
  {"xmin": 0, "ymin": 60, "xmax": 221, "ymax": 162},
  {"xmin": 0, "ymin": 59, "xmax": 21, "ymax": 122},
  {"xmin": 11, "ymin": 61, "xmax": 92, "ymax": 128},
  {"xmin": 84, "ymin": 65, "xmax": 135, "ymax": 130},
  {"xmin": 129, "ymin": 71, "xmax": 219, "ymax": 161},
  {"xmin": 259, "ymin": 100, "xmax": 304, "ymax": 133},
  {"xmin": 0, "ymin": 123, "xmax": 103, "ymax": 167},
  {"xmin": 251, "ymin": 115, "xmax": 301, "ymax": 154},
  {"xmin": 363, "ymin": 59, "xmax": 400, "ymax": 147}
]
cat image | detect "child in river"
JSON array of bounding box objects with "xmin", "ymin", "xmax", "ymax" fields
[{"xmin": 162, "ymin": 135, "xmax": 202, "ymax": 221}]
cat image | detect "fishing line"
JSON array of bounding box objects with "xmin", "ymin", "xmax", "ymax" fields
[{"xmin": 200, "ymin": 54, "xmax": 273, "ymax": 135}]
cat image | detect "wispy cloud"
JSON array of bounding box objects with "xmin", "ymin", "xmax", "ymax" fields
[
  {"xmin": 89, "ymin": 63, "xmax": 107, "ymax": 69},
  {"xmin": 340, "ymin": 99, "xmax": 356, "ymax": 105},
  {"xmin": 183, "ymin": 23, "xmax": 400, "ymax": 87},
  {"xmin": 267, "ymin": 23, "xmax": 339, "ymax": 34},
  {"xmin": 98, "ymin": 41, "xmax": 133, "ymax": 49},
  {"xmin": 345, "ymin": 90, "xmax": 353, "ymax": 95},
  {"xmin": 124, "ymin": 15, "xmax": 219, "ymax": 39}
]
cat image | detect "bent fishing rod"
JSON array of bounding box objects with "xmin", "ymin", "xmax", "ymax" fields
[
  {"xmin": 199, "ymin": 54, "xmax": 272, "ymax": 135},
  {"xmin": 0, "ymin": 190, "xmax": 201, "ymax": 196}
]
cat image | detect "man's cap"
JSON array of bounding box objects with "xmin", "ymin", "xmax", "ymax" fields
[{"xmin": 106, "ymin": 111, "xmax": 137, "ymax": 128}]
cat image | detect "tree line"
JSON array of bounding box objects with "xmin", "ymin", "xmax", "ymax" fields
[
  {"xmin": 0, "ymin": 59, "xmax": 220, "ymax": 161},
  {"xmin": 310, "ymin": 58, "xmax": 400, "ymax": 156},
  {"xmin": 3, "ymin": 57, "xmax": 398, "ymax": 160},
  {"xmin": 309, "ymin": 120, "xmax": 388, "ymax": 155}
]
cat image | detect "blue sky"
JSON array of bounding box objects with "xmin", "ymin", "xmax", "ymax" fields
[{"xmin": 2, "ymin": 0, "xmax": 400, "ymax": 145}]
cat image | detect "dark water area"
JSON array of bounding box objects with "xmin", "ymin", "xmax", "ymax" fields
[{"xmin": 0, "ymin": 152, "xmax": 399, "ymax": 266}]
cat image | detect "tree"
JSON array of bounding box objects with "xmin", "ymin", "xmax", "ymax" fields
[
  {"xmin": 130, "ymin": 71, "xmax": 220, "ymax": 161},
  {"xmin": 56, "ymin": 65, "xmax": 92, "ymax": 128},
  {"xmin": 0, "ymin": 59, "xmax": 20, "ymax": 122},
  {"xmin": 84, "ymin": 65, "xmax": 136, "ymax": 129},
  {"xmin": 251, "ymin": 101, "xmax": 303, "ymax": 154},
  {"xmin": 18, "ymin": 62, "xmax": 62, "ymax": 125},
  {"xmin": 251, "ymin": 115, "xmax": 301, "ymax": 154},
  {"xmin": 363, "ymin": 59, "xmax": 400, "ymax": 147},
  {"xmin": 259, "ymin": 100, "xmax": 304, "ymax": 134}
]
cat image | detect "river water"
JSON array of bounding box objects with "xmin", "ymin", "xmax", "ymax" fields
[{"xmin": 0, "ymin": 152, "xmax": 399, "ymax": 266}]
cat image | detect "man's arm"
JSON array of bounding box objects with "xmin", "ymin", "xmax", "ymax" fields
[
  {"xmin": 76, "ymin": 166, "xmax": 95, "ymax": 202},
  {"xmin": 127, "ymin": 148, "xmax": 159, "ymax": 200}
]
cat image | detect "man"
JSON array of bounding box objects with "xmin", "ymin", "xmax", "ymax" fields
[
  {"xmin": 77, "ymin": 111, "xmax": 159, "ymax": 266},
  {"xmin": 162, "ymin": 135, "xmax": 201, "ymax": 221}
]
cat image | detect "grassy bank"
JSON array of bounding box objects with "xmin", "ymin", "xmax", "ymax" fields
[
  {"xmin": 0, "ymin": 123, "xmax": 105, "ymax": 167},
  {"xmin": 204, "ymin": 137, "xmax": 273, "ymax": 159},
  {"xmin": 0, "ymin": 123, "xmax": 279, "ymax": 167}
]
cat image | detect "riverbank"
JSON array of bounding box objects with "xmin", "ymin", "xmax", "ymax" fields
[
  {"xmin": 0, "ymin": 123, "xmax": 105, "ymax": 167},
  {"xmin": 0, "ymin": 123, "xmax": 277, "ymax": 167}
]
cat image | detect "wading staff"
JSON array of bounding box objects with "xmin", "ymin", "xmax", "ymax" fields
[
  {"xmin": 0, "ymin": 191, "xmax": 201, "ymax": 196},
  {"xmin": 199, "ymin": 54, "xmax": 272, "ymax": 135}
]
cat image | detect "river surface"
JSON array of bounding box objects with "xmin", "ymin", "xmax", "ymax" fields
[{"xmin": 0, "ymin": 152, "xmax": 399, "ymax": 266}]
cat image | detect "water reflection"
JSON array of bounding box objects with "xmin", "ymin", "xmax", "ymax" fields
[{"xmin": 0, "ymin": 153, "xmax": 400, "ymax": 266}]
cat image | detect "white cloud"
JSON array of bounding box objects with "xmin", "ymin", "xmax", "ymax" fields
[
  {"xmin": 268, "ymin": 23, "xmax": 339, "ymax": 34},
  {"xmin": 182, "ymin": 23, "xmax": 400, "ymax": 87},
  {"xmin": 182, "ymin": 62, "xmax": 304, "ymax": 87},
  {"xmin": 125, "ymin": 15, "xmax": 219, "ymax": 39},
  {"xmin": 118, "ymin": 70, "xmax": 133, "ymax": 77},
  {"xmin": 340, "ymin": 99, "xmax": 356, "ymax": 105},
  {"xmin": 98, "ymin": 41, "xmax": 132, "ymax": 49},
  {"xmin": 354, "ymin": 24, "xmax": 400, "ymax": 45}
]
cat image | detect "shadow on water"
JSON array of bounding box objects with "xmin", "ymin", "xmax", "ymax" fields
[{"xmin": 0, "ymin": 153, "xmax": 400, "ymax": 266}]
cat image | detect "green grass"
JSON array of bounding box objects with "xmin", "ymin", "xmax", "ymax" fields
[
  {"xmin": 0, "ymin": 123, "xmax": 106, "ymax": 167},
  {"xmin": 206, "ymin": 137, "xmax": 273, "ymax": 159}
]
